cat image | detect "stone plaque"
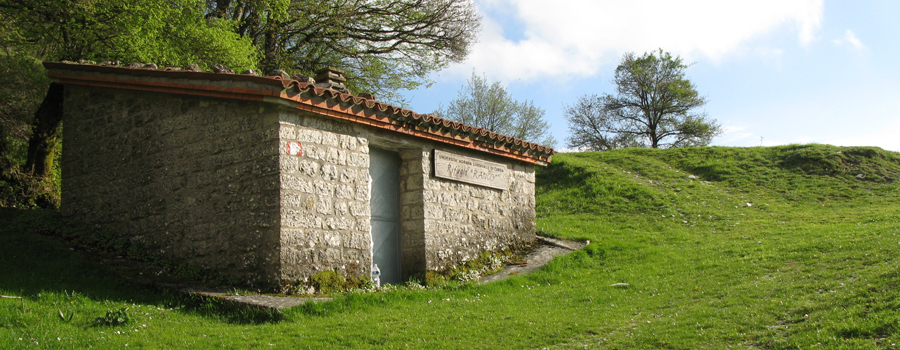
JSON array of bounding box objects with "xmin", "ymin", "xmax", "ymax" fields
[{"xmin": 433, "ymin": 149, "xmax": 508, "ymax": 190}]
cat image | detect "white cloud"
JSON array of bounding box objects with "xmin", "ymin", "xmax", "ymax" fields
[
  {"xmin": 832, "ymin": 29, "xmax": 866, "ymax": 51},
  {"xmin": 449, "ymin": 0, "xmax": 824, "ymax": 82}
]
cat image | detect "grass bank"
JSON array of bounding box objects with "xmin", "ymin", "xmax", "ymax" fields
[{"xmin": 2, "ymin": 144, "xmax": 900, "ymax": 348}]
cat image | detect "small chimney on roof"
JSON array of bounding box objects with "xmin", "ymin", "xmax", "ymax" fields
[{"xmin": 314, "ymin": 67, "xmax": 349, "ymax": 93}]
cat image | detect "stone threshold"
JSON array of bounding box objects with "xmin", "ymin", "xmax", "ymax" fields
[
  {"xmin": 181, "ymin": 286, "xmax": 333, "ymax": 310},
  {"xmin": 478, "ymin": 235, "xmax": 586, "ymax": 284}
]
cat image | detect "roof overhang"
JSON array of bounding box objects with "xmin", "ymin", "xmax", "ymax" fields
[{"xmin": 44, "ymin": 62, "xmax": 555, "ymax": 165}]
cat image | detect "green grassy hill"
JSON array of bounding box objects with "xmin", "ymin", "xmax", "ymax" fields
[{"xmin": 3, "ymin": 144, "xmax": 900, "ymax": 349}]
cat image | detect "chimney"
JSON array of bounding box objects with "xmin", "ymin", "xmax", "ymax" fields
[{"xmin": 314, "ymin": 67, "xmax": 349, "ymax": 93}]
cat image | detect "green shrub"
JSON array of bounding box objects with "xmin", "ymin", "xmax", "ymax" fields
[
  {"xmin": 344, "ymin": 275, "xmax": 372, "ymax": 290},
  {"xmin": 310, "ymin": 270, "xmax": 346, "ymax": 295},
  {"xmin": 424, "ymin": 271, "xmax": 448, "ymax": 288},
  {"xmin": 93, "ymin": 308, "xmax": 130, "ymax": 327}
]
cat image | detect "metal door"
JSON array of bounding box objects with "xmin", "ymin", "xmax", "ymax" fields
[{"xmin": 369, "ymin": 148, "xmax": 402, "ymax": 284}]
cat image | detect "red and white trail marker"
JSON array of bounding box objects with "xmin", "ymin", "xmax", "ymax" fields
[{"xmin": 286, "ymin": 142, "xmax": 303, "ymax": 156}]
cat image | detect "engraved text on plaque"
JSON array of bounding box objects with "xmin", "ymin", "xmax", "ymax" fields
[{"xmin": 433, "ymin": 149, "xmax": 508, "ymax": 190}]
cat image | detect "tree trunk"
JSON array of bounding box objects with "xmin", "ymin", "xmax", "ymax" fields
[
  {"xmin": 206, "ymin": 0, "xmax": 232, "ymax": 20},
  {"xmin": 262, "ymin": 28, "xmax": 279, "ymax": 73},
  {"xmin": 260, "ymin": 10, "xmax": 280, "ymax": 74},
  {"xmin": 23, "ymin": 83, "xmax": 64, "ymax": 178}
]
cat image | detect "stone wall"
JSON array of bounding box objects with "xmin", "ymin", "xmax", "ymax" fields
[
  {"xmin": 418, "ymin": 149, "xmax": 537, "ymax": 271},
  {"xmin": 398, "ymin": 149, "xmax": 427, "ymax": 277},
  {"xmin": 61, "ymin": 86, "xmax": 283, "ymax": 285},
  {"xmin": 61, "ymin": 84, "xmax": 538, "ymax": 287},
  {"xmin": 275, "ymin": 108, "xmax": 538, "ymax": 280},
  {"xmin": 276, "ymin": 111, "xmax": 373, "ymax": 283}
]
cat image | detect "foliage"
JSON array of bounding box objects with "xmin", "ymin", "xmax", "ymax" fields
[
  {"xmin": 0, "ymin": 0, "xmax": 259, "ymax": 70},
  {"xmin": 0, "ymin": 52, "xmax": 61, "ymax": 208},
  {"xmin": 93, "ymin": 308, "xmax": 130, "ymax": 327},
  {"xmin": 424, "ymin": 271, "xmax": 448, "ymax": 288},
  {"xmin": 22, "ymin": 83, "xmax": 63, "ymax": 179},
  {"xmin": 435, "ymin": 71, "xmax": 556, "ymax": 146},
  {"xmin": 436, "ymin": 248, "xmax": 515, "ymax": 284},
  {"xmin": 565, "ymin": 49, "xmax": 721, "ymax": 150},
  {"xmin": 2, "ymin": 0, "xmax": 480, "ymax": 100},
  {"xmin": 0, "ymin": 52, "xmax": 48, "ymax": 166},
  {"xmin": 310, "ymin": 270, "xmax": 347, "ymax": 295},
  {"xmin": 0, "ymin": 171, "xmax": 60, "ymax": 208},
  {"xmin": 204, "ymin": 0, "xmax": 481, "ymax": 102},
  {"xmin": 1, "ymin": 0, "xmax": 260, "ymax": 207},
  {"xmin": 3, "ymin": 145, "xmax": 900, "ymax": 348},
  {"xmin": 57, "ymin": 308, "xmax": 75, "ymax": 323},
  {"xmin": 2, "ymin": 0, "xmax": 480, "ymax": 205}
]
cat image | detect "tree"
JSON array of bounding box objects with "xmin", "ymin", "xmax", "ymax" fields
[
  {"xmin": 0, "ymin": 53, "xmax": 49, "ymax": 171},
  {"xmin": 565, "ymin": 49, "xmax": 721, "ymax": 150},
  {"xmin": 435, "ymin": 72, "xmax": 555, "ymax": 147},
  {"xmin": 0, "ymin": 51, "xmax": 59, "ymax": 207},
  {"xmin": 0, "ymin": 0, "xmax": 263, "ymax": 207},
  {"xmin": 564, "ymin": 95, "xmax": 641, "ymax": 151},
  {"xmin": 203, "ymin": 0, "xmax": 481, "ymax": 102},
  {"xmin": 0, "ymin": 0, "xmax": 259, "ymax": 70},
  {"xmin": 1, "ymin": 0, "xmax": 260, "ymax": 178},
  {"xmin": 0, "ymin": 0, "xmax": 481, "ymax": 207}
]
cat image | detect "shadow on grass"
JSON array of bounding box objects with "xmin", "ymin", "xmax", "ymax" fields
[
  {"xmin": 0, "ymin": 208, "xmax": 147, "ymax": 301},
  {"xmin": 0, "ymin": 208, "xmax": 280, "ymax": 324},
  {"xmin": 178, "ymin": 294, "xmax": 283, "ymax": 324}
]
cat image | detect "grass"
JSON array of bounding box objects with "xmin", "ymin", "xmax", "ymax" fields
[{"xmin": 2, "ymin": 144, "xmax": 900, "ymax": 348}]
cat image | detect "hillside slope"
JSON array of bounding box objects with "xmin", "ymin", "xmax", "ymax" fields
[
  {"xmin": 534, "ymin": 144, "xmax": 900, "ymax": 348},
  {"xmin": 538, "ymin": 144, "xmax": 900, "ymax": 218},
  {"xmin": 537, "ymin": 144, "xmax": 900, "ymax": 238},
  {"xmin": 2, "ymin": 144, "xmax": 900, "ymax": 349}
]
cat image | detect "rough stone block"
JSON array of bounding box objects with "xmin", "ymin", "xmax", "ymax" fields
[{"xmin": 339, "ymin": 168, "xmax": 357, "ymax": 183}]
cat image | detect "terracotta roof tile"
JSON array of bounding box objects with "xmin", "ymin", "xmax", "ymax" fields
[{"xmin": 43, "ymin": 61, "xmax": 555, "ymax": 164}]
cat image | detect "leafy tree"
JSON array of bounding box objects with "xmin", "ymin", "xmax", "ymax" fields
[
  {"xmin": 0, "ymin": 0, "xmax": 481, "ymax": 207},
  {"xmin": 0, "ymin": 0, "xmax": 259, "ymax": 69},
  {"xmin": 204, "ymin": 0, "xmax": 481, "ymax": 102},
  {"xmin": 0, "ymin": 51, "xmax": 59, "ymax": 207},
  {"xmin": 0, "ymin": 0, "xmax": 259, "ymax": 207},
  {"xmin": 0, "ymin": 53, "xmax": 49, "ymax": 171},
  {"xmin": 0, "ymin": 0, "xmax": 260, "ymax": 172},
  {"xmin": 565, "ymin": 49, "xmax": 721, "ymax": 150},
  {"xmin": 435, "ymin": 72, "xmax": 555, "ymax": 147}
]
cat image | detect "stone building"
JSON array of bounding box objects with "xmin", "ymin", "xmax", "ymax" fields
[{"xmin": 45, "ymin": 62, "xmax": 555, "ymax": 287}]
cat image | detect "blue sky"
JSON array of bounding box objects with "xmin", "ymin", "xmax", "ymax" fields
[{"xmin": 400, "ymin": 0, "xmax": 900, "ymax": 152}]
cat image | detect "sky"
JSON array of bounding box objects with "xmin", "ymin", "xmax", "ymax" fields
[{"xmin": 400, "ymin": 0, "xmax": 900, "ymax": 152}]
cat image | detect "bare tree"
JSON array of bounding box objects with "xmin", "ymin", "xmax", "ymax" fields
[
  {"xmin": 435, "ymin": 72, "xmax": 555, "ymax": 147},
  {"xmin": 565, "ymin": 95, "xmax": 641, "ymax": 151}
]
